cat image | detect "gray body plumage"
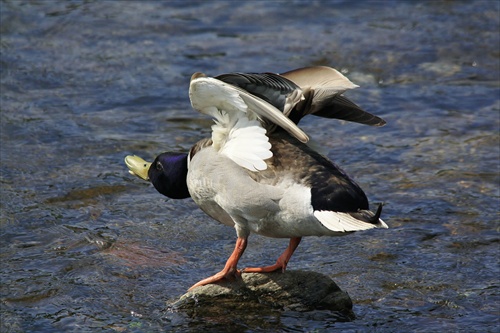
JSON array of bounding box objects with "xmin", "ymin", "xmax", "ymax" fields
[{"xmin": 187, "ymin": 132, "xmax": 385, "ymax": 239}]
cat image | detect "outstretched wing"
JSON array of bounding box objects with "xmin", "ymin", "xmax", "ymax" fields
[
  {"xmin": 188, "ymin": 67, "xmax": 386, "ymax": 172},
  {"xmin": 189, "ymin": 73, "xmax": 308, "ymax": 172},
  {"xmin": 215, "ymin": 67, "xmax": 386, "ymax": 127}
]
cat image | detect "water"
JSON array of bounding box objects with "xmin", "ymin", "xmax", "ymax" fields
[{"xmin": 1, "ymin": 1, "xmax": 499, "ymax": 332}]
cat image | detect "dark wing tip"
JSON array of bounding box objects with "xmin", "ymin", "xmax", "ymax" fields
[
  {"xmin": 313, "ymin": 94, "xmax": 387, "ymax": 127},
  {"xmin": 369, "ymin": 203, "xmax": 384, "ymax": 224}
]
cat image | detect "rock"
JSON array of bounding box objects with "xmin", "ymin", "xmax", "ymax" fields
[{"xmin": 168, "ymin": 270, "xmax": 354, "ymax": 321}]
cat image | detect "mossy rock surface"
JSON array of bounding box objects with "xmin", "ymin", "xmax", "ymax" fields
[{"xmin": 169, "ymin": 270, "xmax": 354, "ymax": 321}]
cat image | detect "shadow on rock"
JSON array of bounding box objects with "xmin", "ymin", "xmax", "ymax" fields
[{"xmin": 167, "ymin": 270, "xmax": 354, "ymax": 329}]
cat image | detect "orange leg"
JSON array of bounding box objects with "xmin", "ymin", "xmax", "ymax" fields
[
  {"xmin": 189, "ymin": 237, "xmax": 247, "ymax": 290},
  {"xmin": 243, "ymin": 237, "xmax": 302, "ymax": 273}
]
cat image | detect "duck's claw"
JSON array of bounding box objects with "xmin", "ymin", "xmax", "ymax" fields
[
  {"xmin": 188, "ymin": 268, "xmax": 242, "ymax": 290},
  {"xmin": 242, "ymin": 237, "xmax": 302, "ymax": 274}
]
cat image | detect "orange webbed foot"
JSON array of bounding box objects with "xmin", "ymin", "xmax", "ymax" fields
[
  {"xmin": 188, "ymin": 237, "xmax": 248, "ymax": 291},
  {"xmin": 188, "ymin": 267, "xmax": 241, "ymax": 290},
  {"xmin": 242, "ymin": 237, "xmax": 302, "ymax": 274},
  {"xmin": 242, "ymin": 262, "xmax": 286, "ymax": 274}
]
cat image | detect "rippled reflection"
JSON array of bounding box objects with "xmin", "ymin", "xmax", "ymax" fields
[{"xmin": 1, "ymin": 1, "xmax": 498, "ymax": 332}]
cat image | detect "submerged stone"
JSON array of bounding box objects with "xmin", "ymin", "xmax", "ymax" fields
[{"xmin": 169, "ymin": 270, "xmax": 354, "ymax": 321}]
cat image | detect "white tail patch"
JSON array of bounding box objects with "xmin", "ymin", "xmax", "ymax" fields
[{"xmin": 314, "ymin": 210, "xmax": 388, "ymax": 232}]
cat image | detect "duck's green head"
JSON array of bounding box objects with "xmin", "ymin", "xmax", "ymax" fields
[{"xmin": 124, "ymin": 153, "xmax": 190, "ymax": 199}]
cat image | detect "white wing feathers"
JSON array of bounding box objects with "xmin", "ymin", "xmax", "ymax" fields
[
  {"xmin": 314, "ymin": 210, "xmax": 388, "ymax": 232},
  {"xmin": 189, "ymin": 74, "xmax": 308, "ymax": 171},
  {"xmin": 190, "ymin": 75, "xmax": 249, "ymax": 118},
  {"xmin": 217, "ymin": 116, "xmax": 272, "ymax": 171}
]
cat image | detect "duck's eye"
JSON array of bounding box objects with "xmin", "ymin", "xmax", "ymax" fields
[{"xmin": 156, "ymin": 161, "xmax": 164, "ymax": 171}]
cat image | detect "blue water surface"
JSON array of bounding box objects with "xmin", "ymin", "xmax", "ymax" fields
[{"xmin": 1, "ymin": 1, "xmax": 499, "ymax": 332}]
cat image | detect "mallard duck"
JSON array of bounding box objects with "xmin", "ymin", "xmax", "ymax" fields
[{"xmin": 125, "ymin": 66, "xmax": 388, "ymax": 290}]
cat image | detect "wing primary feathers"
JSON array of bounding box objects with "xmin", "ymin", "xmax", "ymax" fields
[
  {"xmin": 280, "ymin": 66, "xmax": 387, "ymax": 127},
  {"xmin": 215, "ymin": 72, "xmax": 301, "ymax": 115},
  {"xmin": 312, "ymin": 95, "xmax": 386, "ymax": 127}
]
